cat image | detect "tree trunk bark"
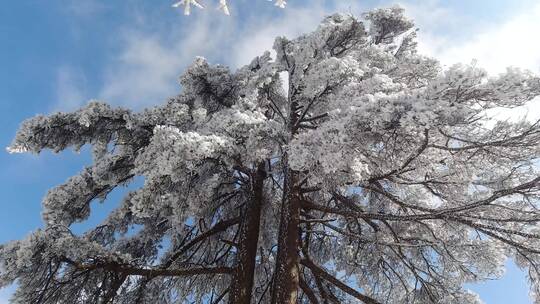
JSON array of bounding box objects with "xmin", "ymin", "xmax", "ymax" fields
[
  {"xmin": 270, "ymin": 87, "xmax": 302, "ymax": 303},
  {"xmin": 270, "ymin": 169, "xmax": 301, "ymax": 303},
  {"xmin": 270, "ymin": 159, "xmax": 301, "ymax": 304},
  {"xmin": 228, "ymin": 164, "xmax": 266, "ymax": 304}
]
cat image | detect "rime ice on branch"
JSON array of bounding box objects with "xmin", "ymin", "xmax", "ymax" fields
[{"xmin": 2, "ymin": 6, "xmax": 540, "ymax": 304}]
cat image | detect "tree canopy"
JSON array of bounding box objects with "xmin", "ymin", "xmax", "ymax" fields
[{"xmin": 2, "ymin": 6, "xmax": 540, "ymax": 304}]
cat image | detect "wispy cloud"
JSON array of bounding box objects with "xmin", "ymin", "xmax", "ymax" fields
[
  {"xmin": 97, "ymin": 13, "xmax": 236, "ymax": 109},
  {"xmin": 63, "ymin": 0, "xmax": 106, "ymax": 18},
  {"xmin": 91, "ymin": 0, "xmax": 368, "ymax": 109},
  {"xmin": 229, "ymin": 1, "xmax": 363, "ymax": 68},
  {"xmin": 54, "ymin": 66, "xmax": 88, "ymax": 111},
  {"xmin": 415, "ymin": 2, "xmax": 540, "ymax": 74},
  {"xmin": 55, "ymin": 0, "xmax": 540, "ymax": 121}
]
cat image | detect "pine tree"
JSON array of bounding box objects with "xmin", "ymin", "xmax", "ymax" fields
[{"xmin": 2, "ymin": 6, "xmax": 540, "ymax": 304}]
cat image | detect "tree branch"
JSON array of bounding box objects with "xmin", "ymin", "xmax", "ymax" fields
[
  {"xmin": 162, "ymin": 216, "xmax": 240, "ymax": 268},
  {"xmin": 67, "ymin": 259, "xmax": 232, "ymax": 278},
  {"xmin": 301, "ymin": 259, "xmax": 381, "ymax": 304},
  {"xmin": 300, "ymin": 276, "xmax": 320, "ymax": 304}
]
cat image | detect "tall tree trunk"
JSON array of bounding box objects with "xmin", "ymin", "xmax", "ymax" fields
[
  {"xmin": 271, "ymin": 95, "xmax": 302, "ymax": 303},
  {"xmin": 228, "ymin": 164, "xmax": 266, "ymax": 304},
  {"xmin": 270, "ymin": 167, "xmax": 301, "ymax": 304}
]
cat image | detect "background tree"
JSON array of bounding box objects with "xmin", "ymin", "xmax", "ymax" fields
[{"xmin": 2, "ymin": 6, "xmax": 540, "ymax": 304}]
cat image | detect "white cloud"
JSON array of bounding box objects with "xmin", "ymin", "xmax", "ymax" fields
[
  {"xmin": 98, "ymin": 13, "xmax": 236, "ymax": 108},
  {"xmin": 98, "ymin": 31, "xmax": 185, "ymax": 108},
  {"xmin": 93, "ymin": 0, "xmax": 370, "ymax": 108},
  {"xmin": 62, "ymin": 0, "xmax": 540, "ymax": 121},
  {"xmin": 230, "ymin": 1, "xmax": 368, "ymax": 68},
  {"xmin": 64, "ymin": 0, "xmax": 106, "ymax": 18},
  {"xmin": 54, "ymin": 66, "xmax": 88, "ymax": 111},
  {"xmin": 399, "ymin": 0, "xmax": 457, "ymax": 34},
  {"xmin": 415, "ymin": 2, "xmax": 540, "ymax": 74},
  {"xmin": 230, "ymin": 3, "xmax": 335, "ymax": 67},
  {"xmin": 483, "ymin": 98, "xmax": 540, "ymax": 124}
]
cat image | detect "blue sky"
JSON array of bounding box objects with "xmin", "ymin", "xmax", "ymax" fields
[{"xmin": 1, "ymin": 0, "xmax": 539, "ymax": 303}]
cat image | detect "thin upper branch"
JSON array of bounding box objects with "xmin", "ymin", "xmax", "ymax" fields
[{"xmin": 301, "ymin": 259, "xmax": 381, "ymax": 304}]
